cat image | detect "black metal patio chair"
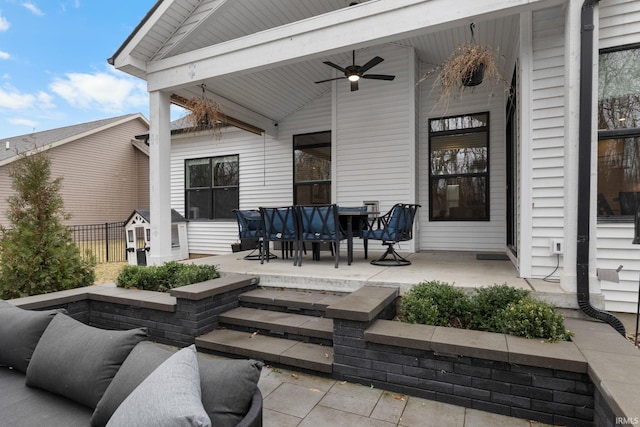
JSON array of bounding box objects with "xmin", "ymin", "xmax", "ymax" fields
[
  {"xmin": 232, "ymin": 209, "xmax": 276, "ymax": 261},
  {"xmin": 361, "ymin": 203, "xmax": 420, "ymax": 266},
  {"xmin": 259, "ymin": 206, "xmax": 299, "ymax": 265},
  {"xmin": 296, "ymin": 204, "xmax": 346, "ymax": 268}
]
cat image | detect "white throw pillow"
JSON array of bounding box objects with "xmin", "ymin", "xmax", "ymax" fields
[{"xmin": 106, "ymin": 345, "xmax": 211, "ymax": 427}]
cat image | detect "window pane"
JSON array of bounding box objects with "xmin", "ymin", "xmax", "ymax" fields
[
  {"xmin": 597, "ymin": 137, "xmax": 640, "ymax": 216},
  {"xmin": 293, "ymin": 131, "xmax": 331, "ymax": 205},
  {"xmin": 598, "ymin": 48, "xmax": 640, "ymax": 130},
  {"xmin": 431, "ymin": 177, "xmax": 488, "ymax": 220},
  {"xmin": 186, "ymin": 159, "xmax": 210, "ymax": 188},
  {"xmin": 212, "ymin": 155, "xmax": 239, "ymax": 187},
  {"xmin": 431, "ymin": 133, "xmax": 488, "ymax": 175},
  {"xmin": 186, "ymin": 189, "xmax": 210, "ymax": 219},
  {"xmin": 213, "ymin": 187, "xmax": 239, "ymax": 219},
  {"xmin": 429, "ymin": 112, "xmax": 489, "ymax": 221},
  {"xmin": 430, "ymin": 113, "xmax": 488, "ymax": 132},
  {"xmin": 294, "ymin": 183, "xmax": 331, "ymax": 205},
  {"xmin": 294, "ymin": 146, "xmax": 331, "ymax": 182}
]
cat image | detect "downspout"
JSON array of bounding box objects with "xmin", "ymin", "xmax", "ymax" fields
[{"xmin": 577, "ymin": 0, "xmax": 626, "ymax": 336}]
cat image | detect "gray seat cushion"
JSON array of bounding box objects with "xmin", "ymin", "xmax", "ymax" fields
[
  {"xmin": 106, "ymin": 345, "xmax": 211, "ymax": 427},
  {"xmin": 0, "ymin": 367, "xmax": 92, "ymax": 427},
  {"xmin": 0, "ymin": 306, "xmax": 63, "ymax": 373},
  {"xmin": 91, "ymin": 341, "xmax": 262, "ymax": 427},
  {"xmin": 25, "ymin": 313, "xmax": 147, "ymax": 409}
]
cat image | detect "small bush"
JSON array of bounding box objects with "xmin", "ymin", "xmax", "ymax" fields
[
  {"xmin": 400, "ymin": 281, "xmax": 572, "ymax": 342},
  {"xmin": 116, "ymin": 261, "xmax": 219, "ymax": 292},
  {"xmin": 469, "ymin": 284, "xmax": 530, "ymax": 331},
  {"xmin": 493, "ymin": 297, "xmax": 573, "ymax": 342},
  {"xmin": 400, "ymin": 280, "xmax": 471, "ymax": 327}
]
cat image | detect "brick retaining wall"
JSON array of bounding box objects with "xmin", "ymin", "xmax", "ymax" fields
[{"xmin": 333, "ymin": 317, "xmax": 594, "ymax": 426}]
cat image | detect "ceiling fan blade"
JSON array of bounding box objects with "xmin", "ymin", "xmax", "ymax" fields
[
  {"xmin": 362, "ymin": 74, "xmax": 396, "ymax": 81},
  {"xmin": 315, "ymin": 77, "xmax": 346, "ymax": 84},
  {"xmin": 359, "ymin": 56, "xmax": 384, "ymax": 73},
  {"xmin": 323, "ymin": 61, "xmax": 347, "ymax": 73},
  {"xmin": 350, "ymin": 80, "xmax": 359, "ymax": 92}
]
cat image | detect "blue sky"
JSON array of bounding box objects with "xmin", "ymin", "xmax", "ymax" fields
[{"xmin": 0, "ymin": 1, "xmax": 160, "ymax": 139}]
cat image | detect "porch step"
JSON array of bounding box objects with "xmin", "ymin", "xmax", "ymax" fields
[
  {"xmin": 238, "ymin": 287, "xmax": 345, "ymax": 316},
  {"xmin": 219, "ymin": 306, "xmax": 333, "ymax": 341},
  {"xmin": 196, "ymin": 328, "xmax": 333, "ymax": 373}
]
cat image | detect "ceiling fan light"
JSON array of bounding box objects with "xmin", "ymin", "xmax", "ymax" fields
[{"xmin": 348, "ymin": 74, "xmax": 360, "ymax": 82}]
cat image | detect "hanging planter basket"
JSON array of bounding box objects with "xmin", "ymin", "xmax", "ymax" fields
[
  {"xmin": 417, "ymin": 23, "xmax": 504, "ymax": 110},
  {"xmin": 182, "ymin": 84, "xmax": 226, "ymax": 138},
  {"xmin": 462, "ymin": 62, "xmax": 485, "ymax": 87}
]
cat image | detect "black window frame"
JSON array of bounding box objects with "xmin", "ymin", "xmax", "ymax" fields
[
  {"xmin": 184, "ymin": 154, "xmax": 239, "ymax": 221},
  {"xmin": 597, "ymin": 43, "xmax": 640, "ymax": 223},
  {"xmin": 293, "ymin": 131, "xmax": 332, "ymax": 205},
  {"xmin": 428, "ymin": 112, "xmax": 490, "ymax": 222}
]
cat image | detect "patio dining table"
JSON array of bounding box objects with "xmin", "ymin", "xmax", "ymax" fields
[{"xmin": 338, "ymin": 207, "xmax": 377, "ymax": 265}]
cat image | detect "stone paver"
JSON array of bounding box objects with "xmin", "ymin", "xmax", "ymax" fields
[
  {"xmin": 463, "ymin": 408, "xmax": 532, "ymax": 427},
  {"xmin": 252, "ymin": 359, "xmax": 557, "ymax": 426},
  {"xmin": 263, "ymin": 382, "xmax": 324, "ymax": 418},
  {"xmin": 370, "ymin": 391, "xmax": 407, "ymax": 424},
  {"xmin": 399, "ymin": 397, "xmax": 465, "ymax": 427},
  {"xmin": 298, "ymin": 405, "xmax": 396, "ymax": 427},
  {"xmin": 318, "ymin": 392, "xmax": 377, "ymax": 417}
]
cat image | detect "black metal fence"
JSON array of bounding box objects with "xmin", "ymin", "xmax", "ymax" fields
[{"xmin": 71, "ymin": 221, "xmax": 127, "ymax": 264}]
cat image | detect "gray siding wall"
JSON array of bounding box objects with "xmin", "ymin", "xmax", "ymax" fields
[{"xmin": 0, "ymin": 118, "xmax": 149, "ymax": 228}]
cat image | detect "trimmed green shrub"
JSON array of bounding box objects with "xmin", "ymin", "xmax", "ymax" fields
[
  {"xmin": 116, "ymin": 261, "xmax": 219, "ymax": 292},
  {"xmin": 400, "ymin": 280, "xmax": 471, "ymax": 327},
  {"xmin": 469, "ymin": 284, "xmax": 530, "ymax": 331},
  {"xmin": 493, "ymin": 297, "xmax": 573, "ymax": 342},
  {"xmin": 400, "ymin": 281, "xmax": 572, "ymax": 342}
]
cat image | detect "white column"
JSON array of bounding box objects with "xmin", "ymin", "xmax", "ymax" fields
[{"xmin": 147, "ymin": 90, "xmax": 173, "ymax": 265}]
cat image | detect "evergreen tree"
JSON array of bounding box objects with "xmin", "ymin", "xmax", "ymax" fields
[{"xmin": 0, "ymin": 147, "xmax": 95, "ymax": 299}]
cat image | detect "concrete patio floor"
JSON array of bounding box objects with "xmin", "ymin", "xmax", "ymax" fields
[{"xmin": 190, "ymin": 249, "xmax": 581, "ymax": 309}]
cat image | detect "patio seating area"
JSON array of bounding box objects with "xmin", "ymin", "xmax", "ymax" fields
[{"xmin": 233, "ymin": 203, "xmax": 420, "ymax": 269}]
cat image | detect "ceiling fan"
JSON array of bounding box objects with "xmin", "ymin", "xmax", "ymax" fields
[{"xmin": 314, "ymin": 51, "xmax": 395, "ymax": 92}]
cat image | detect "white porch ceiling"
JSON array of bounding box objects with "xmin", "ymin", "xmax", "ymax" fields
[{"xmin": 119, "ymin": 0, "xmax": 520, "ymax": 125}]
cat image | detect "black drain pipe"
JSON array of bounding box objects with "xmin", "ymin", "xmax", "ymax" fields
[{"xmin": 577, "ymin": 0, "xmax": 626, "ymax": 336}]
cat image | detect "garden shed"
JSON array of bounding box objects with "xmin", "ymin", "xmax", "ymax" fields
[{"xmin": 125, "ymin": 209, "xmax": 188, "ymax": 265}]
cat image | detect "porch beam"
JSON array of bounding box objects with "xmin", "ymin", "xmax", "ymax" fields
[
  {"xmin": 146, "ymin": 0, "xmax": 564, "ymax": 92},
  {"xmin": 170, "ymin": 93, "xmax": 276, "ymax": 137}
]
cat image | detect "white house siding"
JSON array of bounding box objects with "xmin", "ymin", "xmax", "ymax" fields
[
  {"xmin": 527, "ymin": 6, "xmax": 568, "ymax": 278},
  {"xmin": 417, "ymin": 56, "xmax": 508, "ymax": 252},
  {"xmin": 172, "ymin": 92, "xmax": 332, "ymax": 255},
  {"xmin": 334, "ymin": 44, "xmax": 417, "ymax": 253},
  {"xmin": 596, "ymin": 0, "xmax": 640, "ymax": 313}
]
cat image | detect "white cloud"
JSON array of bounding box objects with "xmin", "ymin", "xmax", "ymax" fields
[
  {"xmin": 0, "ymin": 11, "xmax": 10, "ymax": 31},
  {"xmin": 49, "ymin": 67, "xmax": 148, "ymax": 113},
  {"xmin": 0, "ymin": 85, "xmax": 55, "ymax": 112},
  {"xmin": 0, "ymin": 85, "xmax": 36, "ymax": 110},
  {"xmin": 22, "ymin": 2, "xmax": 44, "ymax": 16},
  {"xmin": 8, "ymin": 117, "xmax": 37, "ymax": 128},
  {"xmin": 0, "ymin": 51, "xmax": 10, "ymax": 60}
]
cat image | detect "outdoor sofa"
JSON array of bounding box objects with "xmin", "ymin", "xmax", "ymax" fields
[{"xmin": 0, "ymin": 299, "xmax": 263, "ymax": 427}]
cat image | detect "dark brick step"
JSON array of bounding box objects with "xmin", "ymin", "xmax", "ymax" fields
[
  {"xmin": 196, "ymin": 328, "xmax": 333, "ymax": 373},
  {"xmin": 238, "ymin": 288, "xmax": 345, "ymax": 316},
  {"xmin": 220, "ymin": 306, "xmax": 333, "ymax": 342}
]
